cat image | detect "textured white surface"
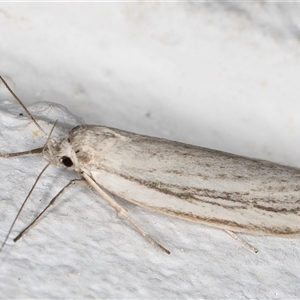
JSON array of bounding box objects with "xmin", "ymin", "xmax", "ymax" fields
[
  {"xmin": 1, "ymin": 101, "xmax": 300, "ymax": 299},
  {"xmin": 0, "ymin": 2, "xmax": 300, "ymax": 299}
]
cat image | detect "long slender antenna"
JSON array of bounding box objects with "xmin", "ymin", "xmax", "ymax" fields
[
  {"xmin": 0, "ymin": 162, "xmax": 50, "ymax": 252},
  {"xmin": 43, "ymin": 120, "xmax": 58, "ymax": 149},
  {"xmin": 0, "ymin": 75, "xmax": 47, "ymax": 135}
]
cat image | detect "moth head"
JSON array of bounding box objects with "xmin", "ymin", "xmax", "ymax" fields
[
  {"xmin": 41, "ymin": 121, "xmax": 80, "ymax": 171},
  {"xmin": 42, "ymin": 136, "xmax": 79, "ymax": 171}
]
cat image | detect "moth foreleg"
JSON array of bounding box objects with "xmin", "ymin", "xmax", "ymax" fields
[
  {"xmin": 13, "ymin": 179, "xmax": 84, "ymax": 243},
  {"xmin": 0, "ymin": 147, "xmax": 44, "ymax": 158}
]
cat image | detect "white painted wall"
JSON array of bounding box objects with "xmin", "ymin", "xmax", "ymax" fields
[{"xmin": 1, "ymin": 3, "xmax": 300, "ymax": 298}]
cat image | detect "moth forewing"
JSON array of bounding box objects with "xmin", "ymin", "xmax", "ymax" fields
[{"xmin": 65, "ymin": 125, "xmax": 300, "ymax": 237}]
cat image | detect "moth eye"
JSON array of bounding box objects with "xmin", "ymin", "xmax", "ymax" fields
[{"xmin": 60, "ymin": 156, "xmax": 73, "ymax": 167}]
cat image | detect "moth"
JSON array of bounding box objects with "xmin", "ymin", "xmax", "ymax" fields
[{"xmin": 1, "ymin": 76, "xmax": 300, "ymax": 254}]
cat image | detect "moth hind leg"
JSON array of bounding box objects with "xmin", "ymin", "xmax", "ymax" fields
[{"xmin": 224, "ymin": 229, "xmax": 258, "ymax": 253}]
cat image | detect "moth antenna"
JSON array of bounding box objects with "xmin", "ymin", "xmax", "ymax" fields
[
  {"xmin": 82, "ymin": 172, "xmax": 171, "ymax": 255},
  {"xmin": 14, "ymin": 179, "xmax": 83, "ymax": 243},
  {"xmin": 42, "ymin": 120, "xmax": 58, "ymax": 157},
  {"xmin": 0, "ymin": 163, "xmax": 50, "ymax": 253},
  {"xmin": 0, "ymin": 75, "xmax": 47, "ymax": 136}
]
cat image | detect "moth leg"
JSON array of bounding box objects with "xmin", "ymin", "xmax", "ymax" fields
[
  {"xmin": 224, "ymin": 229, "xmax": 258, "ymax": 253},
  {"xmin": 82, "ymin": 172, "xmax": 171, "ymax": 254},
  {"xmin": 0, "ymin": 147, "xmax": 44, "ymax": 158},
  {"xmin": 114, "ymin": 205, "xmax": 127, "ymax": 218},
  {"xmin": 13, "ymin": 179, "xmax": 84, "ymax": 243}
]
